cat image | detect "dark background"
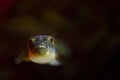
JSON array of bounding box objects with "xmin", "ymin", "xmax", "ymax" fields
[{"xmin": 0, "ymin": 0, "xmax": 120, "ymax": 80}]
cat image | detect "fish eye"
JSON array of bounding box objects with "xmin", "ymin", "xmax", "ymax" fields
[
  {"xmin": 50, "ymin": 37, "xmax": 54, "ymax": 44},
  {"xmin": 50, "ymin": 38, "xmax": 53, "ymax": 42},
  {"xmin": 47, "ymin": 36, "xmax": 54, "ymax": 44},
  {"xmin": 43, "ymin": 38, "xmax": 46, "ymax": 41},
  {"xmin": 31, "ymin": 37, "xmax": 38, "ymax": 42}
]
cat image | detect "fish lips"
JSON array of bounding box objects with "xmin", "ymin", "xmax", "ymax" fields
[
  {"xmin": 35, "ymin": 45, "xmax": 47, "ymax": 50},
  {"xmin": 34, "ymin": 45, "xmax": 48, "ymax": 53}
]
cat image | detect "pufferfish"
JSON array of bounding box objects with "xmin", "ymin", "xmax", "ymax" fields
[{"xmin": 15, "ymin": 35, "xmax": 70, "ymax": 66}]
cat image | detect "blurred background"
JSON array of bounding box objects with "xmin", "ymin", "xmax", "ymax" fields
[{"xmin": 0, "ymin": 0, "xmax": 120, "ymax": 80}]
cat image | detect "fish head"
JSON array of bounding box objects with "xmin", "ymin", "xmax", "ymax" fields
[{"xmin": 28, "ymin": 35, "xmax": 55, "ymax": 55}]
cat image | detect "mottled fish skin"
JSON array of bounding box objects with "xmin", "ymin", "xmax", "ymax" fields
[
  {"xmin": 15, "ymin": 35, "xmax": 70, "ymax": 66},
  {"xmin": 15, "ymin": 35, "xmax": 60, "ymax": 66},
  {"xmin": 29, "ymin": 35, "xmax": 55, "ymax": 53}
]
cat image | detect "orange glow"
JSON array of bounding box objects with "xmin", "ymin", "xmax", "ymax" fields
[{"xmin": 28, "ymin": 48, "xmax": 38, "ymax": 60}]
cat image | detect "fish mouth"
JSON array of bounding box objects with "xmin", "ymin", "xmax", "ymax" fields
[
  {"xmin": 38, "ymin": 45, "xmax": 46, "ymax": 48},
  {"xmin": 34, "ymin": 45, "xmax": 48, "ymax": 55},
  {"xmin": 34, "ymin": 44, "xmax": 47, "ymax": 52},
  {"xmin": 35, "ymin": 45, "xmax": 47, "ymax": 50}
]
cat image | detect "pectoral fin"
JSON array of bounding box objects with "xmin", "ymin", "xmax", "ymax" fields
[
  {"xmin": 49, "ymin": 59, "xmax": 60, "ymax": 66},
  {"xmin": 15, "ymin": 52, "xmax": 29, "ymax": 64}
]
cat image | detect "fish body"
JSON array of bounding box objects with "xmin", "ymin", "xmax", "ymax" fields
[{"xmin": 15, "ymin": 35, "xmax": 70, "ymax": 66}]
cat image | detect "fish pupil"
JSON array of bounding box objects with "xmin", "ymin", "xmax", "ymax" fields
[
  {"xmin": 50, "ymin": 38, "xmax": 53, "ymax": 42},
  {"xmin": 43, "ymin": 38, "xmax": 46, "ymax": 42}
]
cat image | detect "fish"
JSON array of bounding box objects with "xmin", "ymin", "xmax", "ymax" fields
[{"xmin": 15, "ymin": 35, "xmax": 70, "ymax": 66}]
